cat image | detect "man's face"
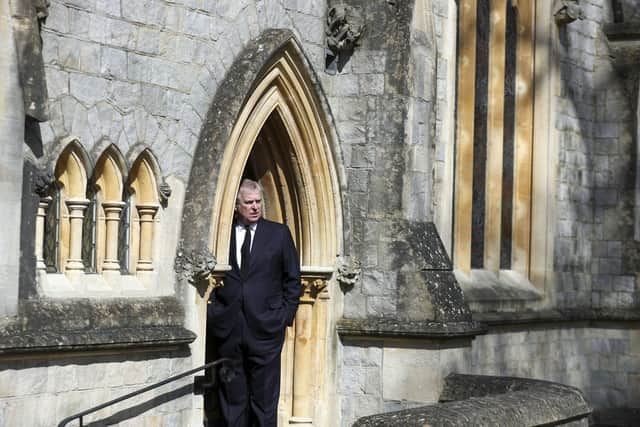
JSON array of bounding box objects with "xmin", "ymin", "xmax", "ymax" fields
[{"xmin": 236, "ymin": 188, "xmax": 262, "ymax": 225}]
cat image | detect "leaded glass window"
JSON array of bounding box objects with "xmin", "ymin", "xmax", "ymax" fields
[
  {"xmin": 43, "ymin": 189, "xmax": 59, "ymax": 273},
  {"xmin": 82, "ymin": 190, "xmax": 97, "ymax": 273},
  {"xmin": 118, "ymin": 195, "xmax": 131, "ymax": 274}
]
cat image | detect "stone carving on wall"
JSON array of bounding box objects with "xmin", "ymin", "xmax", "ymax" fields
[
  {"xmin": 553, "ymin": 0, "xmax": 584, "ymax": 25},
  {"xmin": 11, "ymin": 0, "xmax": 50, "ymax": 122},
  {"xmin": 159, "ymin": 180, "xmax": 172, "ymax": 206},
  {"xmin": 325, "ymin": 4, "xmax": 365, "ymax": 74},
  {"xmin": 174, "ymin": 243, "xmax": 217, "ymax": 287},
  {"xmin": 336, "ymin": 256, "xmax": 361, "ymax": 292},
  {"xmin": 33, "ymin": 167, "xmax": 55, "ymax": 197}
]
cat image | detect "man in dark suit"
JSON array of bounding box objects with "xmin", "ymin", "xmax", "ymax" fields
[{"xmin": 208, "ymin": 178, "xmax": 302, "ymax": 427}]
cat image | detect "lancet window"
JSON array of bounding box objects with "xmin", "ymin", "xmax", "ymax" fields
[{"xmin": 36, "ymin": 141, "xmax": 165, "ymax": 294}]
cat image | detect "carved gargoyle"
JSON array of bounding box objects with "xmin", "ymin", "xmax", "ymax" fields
[
  {"xmin": 336, "ymin": 256, "xmax": 362, "ymax": 293},
  {"xmin": 174, "ymin": 243, "xmax": 217, "ymax": 287},
  {"xmin": 159, "ymin": 180, "xmax": 172, "ymax": 207},
  {"xmin": 554, "ymin": 0, "xmax": 584, "ymax": 25},
  {"xmin": 325, "ymin": 4, "xmax": 365, "ymax": 73},
  {"xmin": 33, "ymin": 167, "xmax": 55, "ymax": 197}
]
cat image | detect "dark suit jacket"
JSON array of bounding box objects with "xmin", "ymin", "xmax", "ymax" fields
[{"xmin": 208, "ymin": 218, "xmax": 302, "ymax": 340}]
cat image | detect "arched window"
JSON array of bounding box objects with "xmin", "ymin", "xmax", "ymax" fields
[
  {"xmin": 126, "ymin": 150, "xmax": 161, "ymax": 274},
  {"xmin": 51, "ymin": 141, "xmax": 91, "ymax": 274},
  {"xmin": 93, "ymin": 146, "xmax": 126, "ymax": 274}
]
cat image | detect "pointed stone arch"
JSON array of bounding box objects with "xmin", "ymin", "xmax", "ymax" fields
[
  {"xmin": 210, "ymin": 47, "xmax": 338, "ymax": 269},
  {"xmin": 127, "ymin": 149, "xmax": 162, "ymax": 274},
  {"xmin": 93, "ymin": 145, "xmax": 127, "ymax": 273},
  {"xmin": 181, "ymin": 30, "xmax": 344, "ymax": 427},
  {"xmin": 53, "ymin": 139, "xmax": 91, "ymax": 273}
]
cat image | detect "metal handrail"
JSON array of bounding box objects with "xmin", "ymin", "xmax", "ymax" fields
[{"xmin": 57, "ymin": 357, "xmax": 231, "ymax": 427}]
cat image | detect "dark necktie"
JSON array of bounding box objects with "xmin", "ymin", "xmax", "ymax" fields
[{"xmin": 240, "ymin": 225, "xmax": 251, "ymax": 277}]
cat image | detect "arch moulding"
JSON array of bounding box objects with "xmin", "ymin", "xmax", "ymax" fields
[{"xmin": 180, "ymin": 29, "xmax": 344, "ymax": 426}]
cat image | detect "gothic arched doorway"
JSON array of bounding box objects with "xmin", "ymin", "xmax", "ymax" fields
[{"xmin": 205, "ymin": 42, "xmax": 342, "ymax": 426}]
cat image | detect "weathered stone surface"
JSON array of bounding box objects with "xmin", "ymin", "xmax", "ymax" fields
[
  {"xmin": 0, "ymin": 297, "xmax": 195, "ymax": 354},
  {"xmin": 337, "ymin": 317, "xmax": 485, "ymax": 340},
  {"xmin": 354, "ymin": 374, "xmax": 592, "ymax": 427}
]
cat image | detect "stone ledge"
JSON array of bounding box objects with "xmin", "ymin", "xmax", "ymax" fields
[
  {"xmin": 473, "ymin": 308, "xmax": 640, "ymax": 327},
  {"xmin": 0, "ymin": 325, "xmax": 196, "ymax": 355},
  {"xmin": 354, "ymin": 373, "xmax": 592, "ymax": 426},
  {"xmin": 0, "ymin": 297, "xmax": 196, "ymax": 355},
  {"xmin": 337, "ymin": 317, "xmax": 487, "ymax": 340}
]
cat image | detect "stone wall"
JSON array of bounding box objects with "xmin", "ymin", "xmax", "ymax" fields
[
  {"xmin": 554, "ymin": 0, "xmax": 640, "ymax": 309},
  {"xmin": 0, "ymin": 352, "xmax": 197, "ymax": 426},
  {"xmin": 0, "ymin": 0, "xmax": 24, "ymax": 318},
  {"xmin": 339, "ymin": 325, "xmax": 640, "ymax": 426},
  {"xmin": 2, "ymin": 0, "xmax": 639, "ymax": 426}
]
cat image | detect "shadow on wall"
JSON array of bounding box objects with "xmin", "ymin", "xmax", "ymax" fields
[{"xmin": 83, "ymin": 384, "xmax": 192, "ymax": 427}]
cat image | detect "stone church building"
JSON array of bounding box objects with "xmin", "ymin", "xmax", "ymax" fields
[{"xmin": 1, "ymin": 0, "xmax": 639, "ymax": 425}]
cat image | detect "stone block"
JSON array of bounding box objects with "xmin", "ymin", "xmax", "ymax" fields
[
  {"xmin": 366, "ymin": 296, "xmax": 397, "ymax": 317},
  {"xmin": 68, "ymin": 8, "xmax": 91, "ymax": 39},
  {"xmin": 183, "ymin": 9, "xmax": 215, "ymax": 39},
  {"xmin": 70, "ymin": 73, "xmax": 108, "ymax": 106},
  {"xmin": 340, "ymin": 365, "xmax": 366, "ymax": 395},
  {"xmin": 362, "ymin": 270, "xmax": 397, "ymax": 297},
  {"xmin": 59, "ymin": 38, "xmax": 100, "ymax": 73},
  {"xmin": 96, "ymin": 0, "xmax": 121, "ymax": 16},
  {"xmin": 46, "ymin": 66, "xmax": 69, "ymax": 99},
  {"xmin": 89, "ymin": 14, "xmax": 136, "ymax": 48},
  {"xmin": 382, "ymin": 347, "xmax": 441, "ymax": 403},
  {"xmin": 343, "ymin": 291, "xmax": 367, "ymax": 318},
  {"xmin": 364, "ymin": 366, "xmax": 382, "ymax": 396},
  {"xmin": 46, "ymin": 364, "xmax": 78, "ymax": 394},
  {"xmin": 108, "ymin": 80, "xmax": 141, "ymax": 112},
  {"xmin": 347, "ymin": 168, "xmax": 370, "ymax": 193},
  {"xmin": 70, "ymin": 101, "xmax": 96, "ymax": 146},
  {"xmin": 330, "ymin": 97, "xmax": 367, "ymax": 122},
  {"xmin": 292, "ymin": 12, "xmax": 324, "ymax": 46},
  {"xmin": 46, "ymin": 1, "xmax": 69, "ymax": 33},
  {"xmin": 612, "ymin": 275, "xmax": 634, "ymax": 292},
  {"xmin": 122, "ymin": 0, "xmax": 168, "ymax": 26},
  {"xmin": 352, "ymin": 50, "xmax": 387, "ymax": 74}
]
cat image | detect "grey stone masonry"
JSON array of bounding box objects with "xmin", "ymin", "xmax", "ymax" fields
[
  {"xmin": 354, "ymin": 374, "xmax": 591, "ymax": 427},
  {"xmin": 0, "ymin": 0, "xmax": 24, "ymax": 317},
  {"xmin": 38, "ymin": 0, "xmax": 329, "ymax": 181},
  {"xmin": 554, "ymin": 0, "xmax": 640, "ymax": 310},
  {"xmin": 327, "ymin": 0, "xmax": 476, "ymax": 334}
]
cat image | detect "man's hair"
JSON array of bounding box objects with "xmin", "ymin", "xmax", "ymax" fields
[{"xmin": 235, "ymin": 178, "xmax": 263, "ymax": 205}]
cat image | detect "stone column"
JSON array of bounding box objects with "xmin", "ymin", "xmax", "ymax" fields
[
  {"xmin": 0, "ymin": 0, "xmax": 24, "ymax": 316},
  {"xmin": 35, "ymin": 196, "xmax": 52, "ymax": 271},
  {"xmin": 290, "ymin": 278, "xmax": 325, "ymax": 425},
  {"xmin": 102, "ymin": 201, "xmax": 125, "ymax": 271},
  {"xmin": 136, "ymin": 204, "xmax": 158, "ymax": 271},
  {"xmin": 64, "ymin": 198, "xmax": 89, "ymax": 272}
]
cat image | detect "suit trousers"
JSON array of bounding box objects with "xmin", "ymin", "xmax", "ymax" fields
[{"xmin": 216, "ymin": 310, "xmax": 285, "ymax": 427}]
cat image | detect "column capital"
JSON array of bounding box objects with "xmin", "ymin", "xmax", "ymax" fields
[
  {"xmin": 65, "ymin": 198, "xmax": 90, "ymax": 209},
  {"xmin": 136, "ymin": 203, "xmax": 160, "ymax": 215},
  {"xmin": 102, "ymin": 200, "xmax": 126, "ymax": 211}
]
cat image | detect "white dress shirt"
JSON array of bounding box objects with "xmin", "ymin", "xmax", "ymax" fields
[{"xmin": 235, "ymin": 222, "xmax": 257, "ymax": 268}]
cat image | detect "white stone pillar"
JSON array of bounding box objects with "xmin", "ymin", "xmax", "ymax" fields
[
  {"xmin": 64, "ymin": 199, "xmax": 90, "ymax": 272},
  {"xmin": 101, "ymin": 201, "xmax": 125, "ymax": 271},
  {"xmin": 136, "ymin": 204, "xmax": 158, "ymax": 271},
  {"xmin": 0, "ymin": 0, "xmax": 25, "ymax": 316},
  {"xmin": 35, "ymin": 196, "xmax": 52, "ymax": 271},
  {"xmin": 290, "ymin": 279, "xmax": 317, "ymax": 426}
]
